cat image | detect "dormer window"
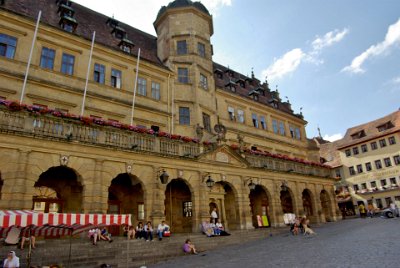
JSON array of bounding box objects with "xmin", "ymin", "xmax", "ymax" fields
[
  {"xmin": 225, "ymin": 80, "xmax": 236, "ymax": 92},
  {"xmin": 112, "ymin": 26, "xmax": 126, "ymax": 39},
  {"xmin": 236, "ymin": 78, "xmax": 245, "ymax": 88},
  {"xmin": 106, "ymin": 17, "xmax": 119, "ymax": 28},
  {"xmin": 58, "ymin": 3, "xmax": 75, "ymax": 17},
  {"xmin": 225, "ymin": 69, "xmax": 234, "ymax": 77},
  {"xmin": 59, "ymin": 15, "xmax": 77, "ymax": 33},
  {"xmin": 56, "ymin": 0, "xmax": 71, "ymax": 6},
  {"xmin": 248, "ymin": 89, "xmax": 260, "ymax": 101},
  {"xmin": 377, "ymin": 121, "xmax": 394, "ymax": 132},
  {"xmin": 118, "ymin": 38, "xmax": 135, "ymax": 54},
  {"xmin": 351, "ymin": 130, "xmax": 366, "ymax": 140},
  {"xmin": 214, "ymin": 69, "xmax": 223, "ymax": 79}
]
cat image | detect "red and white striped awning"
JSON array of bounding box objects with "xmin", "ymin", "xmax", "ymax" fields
[{"xmin": 0, "ymin": 210, "xmax": 132, "ymax": 238}]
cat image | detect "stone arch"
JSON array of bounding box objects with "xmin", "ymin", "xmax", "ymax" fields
[
  {"xmin": 211, "ymin": 180, "xmax": 240, "ymax": 230},
  {"xmin": 249, "ymin": 184, "xmax": 273, "ymax": 228},
  {"xmin": 108, "ymin": 173, "xmax": 144, "ymax": 216},
  {"xmin": 165, "ymin": 178, "xmax": 194, "ymax": 233},
  {"xmin": 302, "ymin": 189, "xmax": 315, "ymax": 217},
  {"xmin": 320, "ymin": 189, "xmax": 334, "ymax": 222},
  {"xmin": 33, "ymin": 166, "xmax": 83, "ymax": 213},
  {"xmin": 280, "ymin": 186, "xmax": 295, "ymax": 214}
]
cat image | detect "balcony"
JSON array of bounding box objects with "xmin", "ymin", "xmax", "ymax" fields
[{"xmin": 0, "ymin": 103, "xmax": 332, "ymax": 178}]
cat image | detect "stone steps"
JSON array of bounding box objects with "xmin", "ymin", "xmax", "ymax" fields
[{"xmin": 0, "ymin": 228, "xmax": 286, "ymax": 267}]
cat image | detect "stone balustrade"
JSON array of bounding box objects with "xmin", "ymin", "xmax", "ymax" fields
[{"xmin": 0, "ymin": 107, "xmax": 331, "ymax": 178}]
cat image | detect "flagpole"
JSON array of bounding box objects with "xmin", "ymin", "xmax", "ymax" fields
[
  {"xmin": 130, "ymin": 48, "xmax": 141, "ymax": 126},
  {"xmin": 80, "ymin": 31, "xmax": 96, "ymax": 116},
  {"xmin": 20, "ymin": 10, "xmax": 41, "ymax": 104}
]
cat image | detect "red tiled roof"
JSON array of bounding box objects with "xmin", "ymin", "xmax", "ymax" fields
[
  {"xmin": 1, "ymin": 0, "xmax": 164, "ymax": 68},
  {"xmin": 336, "ymin": 110, "xmax": 400, "ymax": 149}
]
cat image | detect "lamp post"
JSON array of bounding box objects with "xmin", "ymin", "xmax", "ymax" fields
[{"xmin": 159, "ymin": 170, "xmax": 169, "ymax": 184}]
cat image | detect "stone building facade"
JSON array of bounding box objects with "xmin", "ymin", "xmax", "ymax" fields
[
  {"xmin": 0, "ymin": 0, "xmax": 338, "ymax": 232},
  {"xmin": 321, "ymin": 110, "xmax": 400, "ymax": 214}
]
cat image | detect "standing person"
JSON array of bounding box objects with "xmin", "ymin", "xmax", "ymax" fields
[
  {"xmin": 359, "ymin": 203, "xmax": 366, "ymax": 218},
  {"xmin": 3, "ymin": 251, "xmax": 20, "ymax": 268},
  {"xmin": 389, "ymin": 202, "xmax": 397, "ymax": 217},
  {"xmin": 210, "ymin": 207, "xmax": 218, "ymax": 224},
  {"xmin": 183, "ymin": 239, "xmax": 198, "ymax": 255},
  {"xmin": 156, "ymin": 221, "xmax": 170, "ymax": 241},
  {"xmin": 144, "ymin": 221, "xmax": 153, "ymax": 241}
]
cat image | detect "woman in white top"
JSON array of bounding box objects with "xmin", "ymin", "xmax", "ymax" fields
[
  {"xmin": 3, "ymin": 251, "xmax": 20, "ymax": 268},
  {"xmin": 210, "ymin": 207, "xmax": 218, "ymax": 224}
]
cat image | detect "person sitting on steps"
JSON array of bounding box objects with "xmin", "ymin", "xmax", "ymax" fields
[
  {"xmin": 156, "ymin": 221, "xmax": 170, "ymax": 241},
  {"xmin": 183, "ymin": 239, "xmax": 198, "ymax": 255}
]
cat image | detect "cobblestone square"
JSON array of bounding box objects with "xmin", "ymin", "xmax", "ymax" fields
[{"xmin": 151, "ymin": 218, "xmax": 400, "ymax": 268}]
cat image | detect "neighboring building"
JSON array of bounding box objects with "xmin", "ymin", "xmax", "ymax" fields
[
  {"xmin": 0, "ymin": 0, "xmax": 338, "ymax": 232},
  {"xmin": 321, "ymin": 110, "xmax": 400, "ymax": 214}
]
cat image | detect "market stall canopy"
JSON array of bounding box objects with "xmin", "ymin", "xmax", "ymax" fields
[{"xmin": 0, "ymin": 210, "xmax": 132, "ymax": 237}]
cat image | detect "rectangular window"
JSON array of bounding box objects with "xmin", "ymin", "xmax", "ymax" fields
[
  {"xmin": 361, "ymin": 144, "xmax": 368, "ymax": 153},
  {"xmin": 349, "ymin": 166, "xmax": 356, "ymax": 175},
  {"xmin": 179, "ymin": 107, "xmax": 190, "ymax": 125},
  {"xmin": 94, "ymin": 63, "xmax": 105, "ymax": 84},
  {"xmin": 365, "ymin": 162, "xmax": 372, "ymax": 171},
  {"xmin": 40, "ymin": 47, "xmax": 55, "ymax": 69},
  {"xmin": 375, "ymin": 160, "xmax": 382, "ymax": 169},
  {"xmin": 60, "ymin": 53, "xmax": 75, "ymax": 75},
  {"xmin": 394, "ymin": 155, "xmax": 400, "ymax": 165},
  {"xmin": 379, "ymin": 139, "xmax": 387, "ymax": 148},
  {"xmin": 375, "ymin": 198, "xmax": 383, "ymax": 209},
  {"xmin": 198, "ymin": 42, "xmax": 205, "ymax": 57},
  {"xmin": 295, "ymin": 128, "xmax": 301, "ymax": 140},
  {"xmin": 177, "ymin": 40, "xmax": 187, "ymax": 55},
  {"xmin": 370, "ymin": 181, "xmax": 376, "ymax": 188},
  {"xmin": 345, "ymin": 149, "xmax": 351, "ymax": 157},
  {"xmin": 384, "ymin": 157, "xmax": 392, "ymax": 167},
  {"xmin": 385, "ymin": 197, "xmax": 392, "ymax": 207},
  {"xmin": 178, "ymin": 68, "xmax": 189, "ymax": 83},
  {"xmin": 353, "ymin": 184, "xmax": 359, "ymax": 192},
  {"xmin": 203, "ymin": 113, "xmax": 211, "ymax": 132},
  {"xmin": 138, "ymin": 77, "xmax": 147, "ymax": 96},
  {"xmin": 390, "ymin": 177, "xmax": 397, "ymax": 185},
  {"xmin": 111, "ymin": 69, "xmax": 122, "ymax": 88},
  {"xmin": 272, "ymin": 119, "xmax": 278, "ymax": 134},
  {"xmin": 228, "ymin": 107, "xmax": 235, "ymax": 121},
  {"xmin": 279, "ymin": 122, "xmax": 285, "ymax": 136},
  {"xmin": 0, "ymin": 33, "xmax": 17, "ymax": 59},
  {"xmin": 290, "ymin": 126, "xmax": 295, "ymax": 138},
  {"xmin": 183, "ymin": 201, "xmax": 192, "ymax": 217},
  {"xmin": 151, "ymin": 82, "xmax": 160, "ymax": 100},
  {"xmin": 199, "ymin": 73, "xmax": 208, "ymax": 89},
  {"xmin": 237, "ymin": 110, "xmax": 244, "ymax": 123},
  {"xmin": 138, "ymin": 203, "xmax": 144, "ymax": 220},
  {"xmin": 388, "ymin": 136, "xmax": 396, "ymax": 145},
  {"xmin": 371, "ymin": 142, "xmax": 378, "ymax": 150},
  {"xmin": 356, "ymin": 164, "xmax": 363, "ymax": 173},
  {"xmin": 260, "ymin": 116, "xmax": 266, "ymax": 130},
  {"xmin": 353, "ymin": 147, "xmax": 359, "ymax": 155},
  {"xmin": 381, "ymin": 179, "xmax": 387, "ymax": 187},
  {"xmin": 361, "ymin": 183, "xmax": 367, "ymax": 190},
  {"xmin": 252, "ymin": 113, "xmax": 259, "ymax": 128}
]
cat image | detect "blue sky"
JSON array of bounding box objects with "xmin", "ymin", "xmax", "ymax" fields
[{"xmin": 73, "ymin": 0, "xmax": 400, "ymax": 141}]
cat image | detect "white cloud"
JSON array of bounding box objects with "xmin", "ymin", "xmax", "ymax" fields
[
  {"xmin": 342, "ymin": 18, "xmax": 400, "ymax": 74},
  {"xmin": 261, "ymin": 28, "xmax": 348, "ymax": 82},
  {"xmin": 312, "ymin": 28, "xmax": 349, "ymax": 51},
  {"xmin": 391, "ymin": 76, "xmax": 400, "ymax": 84},
  {"xmin": 323, "ymin": 133, "xmax": 343, "ymax": 142},
  {"xmin": 261, "ymin": 48, "xmax": 305, "ymax": 81},
  {"xmin": 72, "ymin": 0, "xmax": 232, "ymax": 35}
]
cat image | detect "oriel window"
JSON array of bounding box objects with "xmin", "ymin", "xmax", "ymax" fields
[
  {"xmin": 178, "ymin": 68, "xmax": 189, "ymax": 83},
  {"xmin": 177, "ymin": 40, "xmax": 187, "ymax": 55},
  {"xmin": 197, "ymin": 42, "xmax": 205, "ymax": 57}
]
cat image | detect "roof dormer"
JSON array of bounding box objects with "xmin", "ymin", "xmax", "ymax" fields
[
  {"xmin": 112, "ymin": 25, "xmax": 126, "ymax": 39},
  {"xmin": 106, "ymin": 17, "xmax": 119, "ymax": 28},
  {"xmin": 377, "ymin": 121, "xmax": 394, "ymax": 132},
  {"xmin": 351, "ymin": 130, "xmax": 366, "ymax": 140},
  {"xmin": 119, "ymin": 38, "xmax": 135, "ymax": 54},
  {"xmin": 225, "ymin": 80, "xmax": 236, "ymax": 92},
  {"xmin": 214, "ymin": 69, "xmax": 223, "ymax": 79},
  {"xmin": 57, "ymin": 3, "xmax": 75, "ymax": 17}
]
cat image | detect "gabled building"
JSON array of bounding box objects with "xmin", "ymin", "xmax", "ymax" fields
[
  {"xmin": 321, "ymin": 110, "xmax": 400, "ymax": 214},
  {"xmin": 0, "ymin": 0, "xmax": 338, "ymax": 232}
]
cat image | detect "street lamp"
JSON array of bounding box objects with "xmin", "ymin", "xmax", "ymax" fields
[
  {"xmin": 205, "ymin": 175, "xmax": 215, "ymax": 189},
  {"xmin": 159, "ymin": 170, "xmax": 169, "ymax": 184},
  {"xmin": 248, "ymin": 180, "xmax": 256, "ymax": 191}
]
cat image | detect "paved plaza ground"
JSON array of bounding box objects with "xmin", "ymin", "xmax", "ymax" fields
[{"xmin": 150, "ymin": 217, "xmax": 400, "ymax": 268}]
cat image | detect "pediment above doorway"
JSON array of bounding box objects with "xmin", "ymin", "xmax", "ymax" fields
[{"xmin": 198, "ymin": 144, "xmax": 249, "ymax": 168}]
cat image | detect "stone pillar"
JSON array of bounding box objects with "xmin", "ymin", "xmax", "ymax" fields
[
  {"xmin": 150, "ymin": 170, "xmax": 166, "ymax": 225},
  {"xmin": 238, "ymin": 179, "xmax": 253, "ymax": 230},
  {"xmin": 86, "ymin": 159, "xmax": 106, "ymax": 213},
  {"xmin": 311, "ymin": 184, "xmax": 322, "ymax": 224},
  {"xmin": 293, "ymin": 181, "xmax": 302, "ymax": 217},
  {"xmin": 2, "ymin": 150, "xmax": 32, "ymax": 209},
  {"xmin": 196, "ymin": 174, "xmax": 211, "ymax": 232}
]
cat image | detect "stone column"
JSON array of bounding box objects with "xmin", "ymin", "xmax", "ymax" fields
[
  {"xmin": 3, "ymin": 150, "xmax": 32, "ymax": 209},
  {"xmin": 239, "ymin": 178, "xmax": 253, "ymax": 230},
  {"xmin": 311, "ymin": 184, "xmax": 322, "ymax": 224},
  {"xmin": 272, "ymin": 182, "xmax": 285, "ymax": 227},
  {"xmin": 196, "ymin": 173, "xmax": 211, "ymax": 232},
  {"xmin": 150, "ymin": 169, "xmax": 166, "ymax": 225}
]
